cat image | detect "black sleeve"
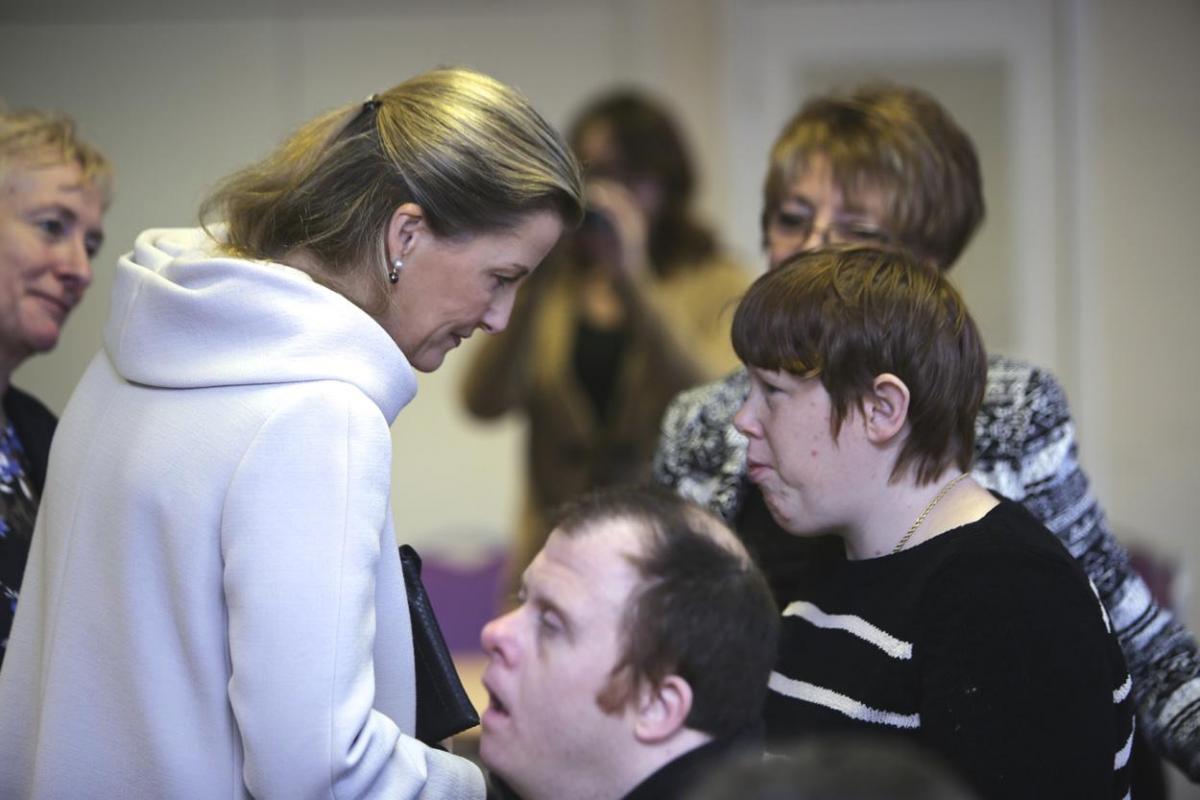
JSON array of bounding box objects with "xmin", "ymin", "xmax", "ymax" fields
[{"xmin": 3, "ymin": 386, "xmax": 58, "ymax": 494}]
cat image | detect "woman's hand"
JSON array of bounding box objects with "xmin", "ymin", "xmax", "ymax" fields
[{"xmin": 583, "ymin": 179, "xmax": 651, "ymax": 282}]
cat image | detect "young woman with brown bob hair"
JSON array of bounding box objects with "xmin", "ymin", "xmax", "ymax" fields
[{"xmin": 732, "ymin": 245, "xmax": 1132, "ymax": 799}]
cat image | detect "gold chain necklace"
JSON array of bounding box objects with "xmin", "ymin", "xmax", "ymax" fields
[{"xmin": 891, "ymin": 473, "xmax": 970, "ymax": 554}]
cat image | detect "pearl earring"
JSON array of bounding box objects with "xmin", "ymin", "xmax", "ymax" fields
[{"xmin": 388, "ymin": 258, "xmax": 403, "ymax": 284}]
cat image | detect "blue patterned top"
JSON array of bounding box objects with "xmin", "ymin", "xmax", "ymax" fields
[{"xmin": 0, "ymin": 422, "xmax": 38, "ymax": 663}]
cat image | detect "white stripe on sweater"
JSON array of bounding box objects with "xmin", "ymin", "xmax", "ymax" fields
[
  {"xmin": 1114, "ymin": 674, "xmax": 1132, "ymax": 704},
  {"xmin": 1115, "ymin": 728, "xmax": 1134, "ymax": 770},
  {"xmin": 769, "ymin": 671, "xmax": 921, "ymax": 730},
  {"xmin": 783, "ymin": 600, "xmax": 913, "ymax": 660},
  {"xmin": 1089, "ymin": 579, "xmax": 1114, "ymax": 634}
]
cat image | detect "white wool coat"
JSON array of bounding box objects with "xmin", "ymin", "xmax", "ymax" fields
[{"xmin": 0, "ymin": 228, "xmax": 484, "ymax": 799}]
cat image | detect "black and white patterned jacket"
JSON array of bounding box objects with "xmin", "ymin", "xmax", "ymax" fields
[{"xmin": 654, "ymin": 354, "xmax": 1200, "ymax": 778}]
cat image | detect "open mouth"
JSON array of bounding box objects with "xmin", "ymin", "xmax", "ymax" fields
[
  {"xmin": 482, "ymin": 678, "xmax": 511, "ymax": 724},
  {"xmin": 484, "ymin": 690, "xmax": 508, "ymax": 714}
]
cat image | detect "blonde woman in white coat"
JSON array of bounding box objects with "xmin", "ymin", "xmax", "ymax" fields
[{"xmin": 0, "ymin": 67, "xmax": 582, "ymax": 800}]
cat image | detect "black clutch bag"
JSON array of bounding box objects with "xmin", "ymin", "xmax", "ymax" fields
[{"xmin": 398, "ymin": 544, "xmax": 481, "ymax": 744}]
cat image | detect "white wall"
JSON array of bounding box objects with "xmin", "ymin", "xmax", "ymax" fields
[
  {"xmin": 1073, "ymin": 0, "xmax": 1200, "ymax": 592},
  {"xmin": 0, "ymin": 0, "xmax": 735, "ymax": 568},
  {"xmin": 1069, "ymin": 10, "xmax": 1200, "ymax": 791},
  {"xmin": 3, "ymin": 0, "xmax": 1200, "ymax": 786}
]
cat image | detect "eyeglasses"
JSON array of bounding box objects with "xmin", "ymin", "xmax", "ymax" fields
[{"xmin": 768, "ymin": 208, "xmax": 892, "ymax": 247}]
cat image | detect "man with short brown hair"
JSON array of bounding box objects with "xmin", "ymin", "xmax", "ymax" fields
[{"xmin": 478, "ymin": 485, "xmax": 778, "ymax": 800}]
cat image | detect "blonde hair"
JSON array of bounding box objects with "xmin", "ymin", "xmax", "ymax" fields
[
  {"xmin": 201, "ymin": 67, "xmax": 584, "ymax": 309},
  {"xmin": 0, "ymin": 107, "xmax": 113, "ymax": 207}
]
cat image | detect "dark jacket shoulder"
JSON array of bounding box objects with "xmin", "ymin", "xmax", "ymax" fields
[{"xmin": 3, "ymin": 385, "xmax": 58, "ymax": 494}]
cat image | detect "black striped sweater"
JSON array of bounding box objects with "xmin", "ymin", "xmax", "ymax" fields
[
  {"xmin": 763, "ymin": 499, "xmax": 1132, "ymax": 799},
  {"xmin": 653, "ymin": 355, "xmax": 1200, "ymax": 778}
]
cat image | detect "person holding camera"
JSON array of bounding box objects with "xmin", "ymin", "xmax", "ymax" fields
[{"xmin": 462, "ymin": 90, "xmax": 749, "ymax": 594}]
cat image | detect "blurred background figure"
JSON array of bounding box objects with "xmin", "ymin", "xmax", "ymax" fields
[
  {"xmin": 689, "ymin": 735, "xmax": 981, "ymax": 800},
  {"xmin": 0, "ymin": 108, "xmax": 110, "ymax": 667},
  {"xmin": 462, "ymin": 89, "xmax": 750, "ymax": 596}
]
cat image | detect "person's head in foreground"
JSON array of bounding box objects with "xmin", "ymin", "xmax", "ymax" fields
[
  {"xmin": 0, "ymin": 108, "xmax": 111, "ymax": 385},
  {"xmin": 689, "ymin": 734, "xmax": 980, "ymax": 800},
  {"xmin": 761, "ymin": 83, "xmax": 982, "ymax": 271},
  {"xmin": 732, "ymin": 245, "xmax": 991, "ymax": 558},
  {"xmin": 201, "ymin": 66, "xmax": 584, "ymax": 372},
  {"xmin": 479, "ymin": 484, "xmax": 779, "ymax": 800}
]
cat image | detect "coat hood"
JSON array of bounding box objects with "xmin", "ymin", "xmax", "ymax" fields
[{"xmin": 104, "ymin": 227, "xmax": 416, "ymax": 423}]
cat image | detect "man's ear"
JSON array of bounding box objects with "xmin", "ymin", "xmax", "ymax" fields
[
  {"xmin": 386, "ymin": 202, "xmax": 426, "ymax": 263},
  {"xmin": 862, "ymin": 372, "xmax": 910, "ymax": 444},
  {"xmin": 632, "ymin": 675, "xmax": 693, "ymax": 744}
]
